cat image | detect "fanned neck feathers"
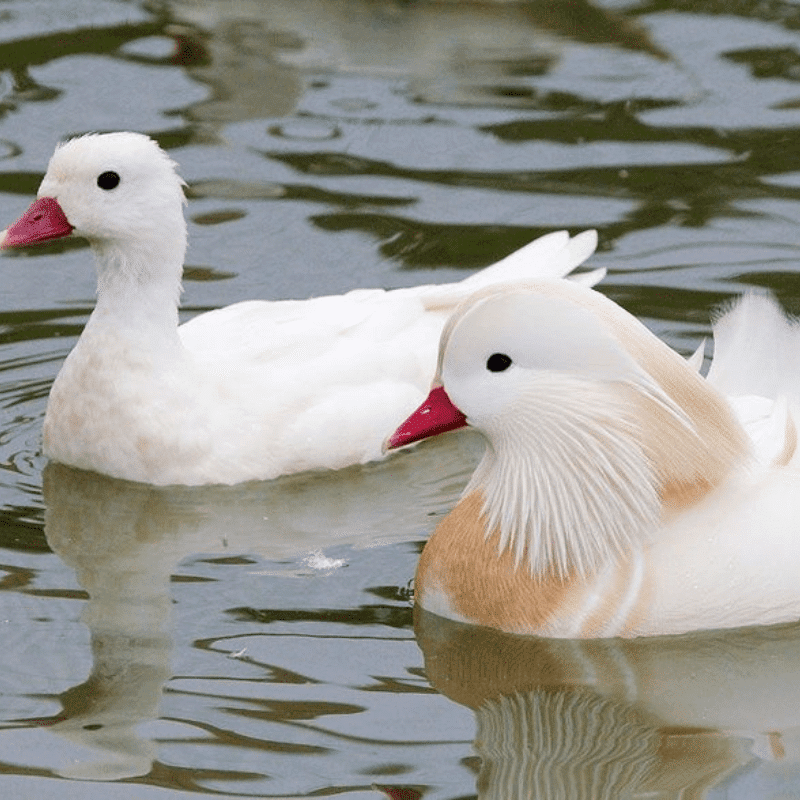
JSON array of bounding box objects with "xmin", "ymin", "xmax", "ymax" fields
[
  {"xmin": 467, "ymin": 377, "xmax": 660, "ymax": 580},
  {"xmin": 443, "ymin": 281, "xmax": 751, "ymax": 581}
]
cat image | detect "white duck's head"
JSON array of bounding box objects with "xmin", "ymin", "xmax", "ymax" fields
[
  {"xmin": 2, "ymin": 133, "xmax": 187, "ymax": 303},
  {"xmin": 389, "ymin": 281, "xmax": 751, "ymax": 579}
]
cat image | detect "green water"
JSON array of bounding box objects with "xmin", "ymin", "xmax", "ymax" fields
[{"xmin": 2, "ymin": 0, "xmax": 800, "ymax": 797}]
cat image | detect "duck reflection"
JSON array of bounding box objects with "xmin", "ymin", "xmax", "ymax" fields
[
  {"xmin": 38, "ymin": 467, "xmax": 179, "ymax": 781},
  {"xmin": 37, "ymin": 432, "xmax": 479, "ymax": 780},
  {"xmin": 415, "ymin": 608, "xmax": 800, "ymax": 798},
  {"xmin": 165, "ymin": 0, "xmax": 664, "ymax": 130}
]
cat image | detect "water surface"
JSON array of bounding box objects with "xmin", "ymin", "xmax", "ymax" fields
[{"xmin": 2, "ymin": 0, "xmax": 800, "ymax": 797}]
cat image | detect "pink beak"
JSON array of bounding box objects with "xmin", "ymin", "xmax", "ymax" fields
[
  {"xmin": 2, "ymin": 196, "xmax": 73, "ymax": 248},
  {"xmin": 387, "ymin": 385, "xmax": 468, "ymax": 450}
]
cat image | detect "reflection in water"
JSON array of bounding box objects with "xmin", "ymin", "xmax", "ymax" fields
[
  {"xmin": 167, "ymin": 18, "xmax": 302, "ymax": 125},
  {"xmin": 160, "ymin": 0, "xmax": 668, "ymax": 155},
  {"xmin": 416, "ymin": 609, "xmax": 800, "ymax": 798},
  {"xmin": 170, "ymin": 0, "xmax": 664, "ymax": 91},
  {"xmin": 475, "ymin": 689, "xmax": 658, "ymax": 799},
  {"xmin": 36, "ymin": 434, "xmax": 478, "ymax": 780},
  {"xmin": 39, "ymin": 467, "xmax": 178, "ymax": 780},
  {"xmin": 43, "ymin": 630, "xmax": 170, "ymax": 781}
]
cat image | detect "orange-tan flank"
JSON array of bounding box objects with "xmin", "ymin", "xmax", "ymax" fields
[
  {"xmin": 416, "ymin": 491, "xmax": 659, "ymax": 637},
  {"xmin": 415, "ymin": 492, "xmax": 587, "ymax": 633}
]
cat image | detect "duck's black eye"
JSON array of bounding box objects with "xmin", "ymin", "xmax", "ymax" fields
[
  {"xmin": 97, "ymin": 171, "xmax": 120, "ymax": 190},
  {"xmin": 486, "ymin": 353, "xmax": 512, "ymax": 372}
]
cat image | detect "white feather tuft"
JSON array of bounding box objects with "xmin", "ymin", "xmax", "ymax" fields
[
  {"xmin": 418, "ymin": 230, "xmax": 600, "ymax": 310},
  {"xmin": 686, "ymin": 338, "xmax": 706, "ymax": 372},
  {"xmin": 708, "ymin": 292, "xmax": 800, "ymax": 400},
  {"xmin": 458, "ymin": 230, "xmax": 598, "ymax": 290}
]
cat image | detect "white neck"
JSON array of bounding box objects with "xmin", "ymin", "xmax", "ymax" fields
[{"xmin": 87, "ymin": 237, "xmax": 184, "ymax": 342}]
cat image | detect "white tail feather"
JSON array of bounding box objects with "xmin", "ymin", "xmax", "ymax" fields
[
  {"xmin": 686, "ymin": 338, "xmax": 706, "ymax": 372},
  {"xmin": 708, "ymin": 292, "xmax": 800, "ymax": 400},
  {"xmin": 419, "ymin": 230, "xmax": 599, "ymax": 310}
]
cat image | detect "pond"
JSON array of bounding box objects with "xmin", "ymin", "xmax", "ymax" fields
[{"xmin": 2, "ymin": 0, "xmax": 800, "ymax": 797}]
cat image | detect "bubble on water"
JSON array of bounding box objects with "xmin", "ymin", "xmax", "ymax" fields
[{"xmin": 268, "ymin": 118, "xmax": 341, "ymax": 141}]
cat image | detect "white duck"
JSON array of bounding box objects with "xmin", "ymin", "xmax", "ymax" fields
[
  {"xmin": 388, "ymin": 280, "xmax": 800, "ymax": 637},
  {"xmin": 1, "ymin": 132, "xmax": 602, "ymax": 486}
]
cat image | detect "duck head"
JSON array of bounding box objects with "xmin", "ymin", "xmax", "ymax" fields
[
  {"xmin": 389, "ymin": 281, "xmax": 751, "ymax": 579},
  {"xmin": 1, "ymin": 133, "xmax": 187, "ymax": 301}
]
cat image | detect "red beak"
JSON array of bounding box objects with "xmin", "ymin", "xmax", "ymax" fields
[
  {"xmin": 387, "ymin": 386, "xmax": 468, "ymax": 450},
  {"xmin": 2, "ymin": 196, "xmax": 73, "ymax": 248}
]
